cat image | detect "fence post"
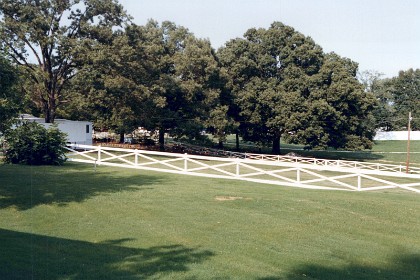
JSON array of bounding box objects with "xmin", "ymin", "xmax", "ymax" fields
[
  {"xmin": 357, "ymin": 174, "xmax": 362, "ymax": 191},
  {"xmin": 297, "ymin": 168, "xmax": 301, "ymax": 183},
  {"xmin": 236, "ymin": 158, "xmax": 240, "ymax": 177},
  {"xmin": 98, "ymin": 145, "xmax": 101, "ymax": 164},
  {"xmin": 135, "ymin": 149, "xmax": 138, "ymax": 165},
  {"xmin": 184, "ymin": 153, "xmax": 188, "ymax": 171}
]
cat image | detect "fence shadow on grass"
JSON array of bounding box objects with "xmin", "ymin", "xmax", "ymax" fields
[
  {"xmin": 0, "ymin": 163, "xmax": 161, "ymax": 211},
  {"xmin": 0, "ymin": 228, "xmax": 214, "ymax": 279},
  {"xmin": 259, "ymin": 253, "xmax": 420, "ymax": 280}
]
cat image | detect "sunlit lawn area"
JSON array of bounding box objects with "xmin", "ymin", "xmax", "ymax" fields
[{"xmin": 0, "ymin": 162, "xmax": 419, "ymax": 279}]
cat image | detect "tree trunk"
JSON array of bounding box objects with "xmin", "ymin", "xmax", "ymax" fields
[
  {"xmin": 235, "ymin": 131, "xmax": 240, "ymax": 151},
  {"xmin": 43, "ymin": 79, "xmax": 58, "ymax": 123},
  {"xmin": 218, "ymin": 140, "xmax": 224, "ymax": 149},
  {"xmin": 159, "ymin": 128, "xmax": 165, "ymax": 151},
  {"xmin": 44, "ymin": 109, "xmax": 51, "ymax": 123},
  {"xmin": 43, "ymin": 91, "xmax": 56, "ymax": 123},
  {"xmin": 272, "ymin": 135, "xmax": 281, "ymax": 154},
  {"xmin": 44, "ymin": 101, "xmax": 53, "ymax": 123},
  {"xmin": 119, "ymin": 133, "xmax": 125, "ymax": 144}
]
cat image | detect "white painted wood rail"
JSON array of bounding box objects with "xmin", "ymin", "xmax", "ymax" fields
[{"xmin": 65, "ymin": 144, "xmax": 420, "ymax": 193}]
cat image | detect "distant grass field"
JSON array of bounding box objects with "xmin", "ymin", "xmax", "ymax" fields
[{"xmin": 0, "ymin": 162, "xmax": 419, "ymax": 279}]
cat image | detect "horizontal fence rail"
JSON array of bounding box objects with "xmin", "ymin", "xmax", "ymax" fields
[
  {"xmin": 65, "ymin": 144, "xmax": 420, "ymax": 194},
  {"xmin": 241, "ymin": 153, "xmax": 420, "ymax": 175}
]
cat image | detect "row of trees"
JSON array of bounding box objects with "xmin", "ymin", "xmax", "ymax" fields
[
  {"xmin": 359, "ymin": 69, "xmax": 419, "ymax": 131},
  {"xmin": 1, "ymin": 0, "xmax": 418, "ymax": 153}
]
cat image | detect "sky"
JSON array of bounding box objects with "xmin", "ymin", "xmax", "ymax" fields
[{"xmin": 118, "ymin": 0, "xmax": 420, "ymax": 78}]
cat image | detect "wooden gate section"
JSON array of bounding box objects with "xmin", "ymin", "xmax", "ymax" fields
[{"xmin": 65, "ymin": 144, "xmax": 420, "ymax": 193}]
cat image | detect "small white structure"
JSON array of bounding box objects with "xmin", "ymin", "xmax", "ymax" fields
[
  {"xmin": 20, "ymin": 114, "xmax": 92, "ymax": 145},
  {"xmin": 374, "ymin": 131, "xmax": 420, "ymax": 141}
]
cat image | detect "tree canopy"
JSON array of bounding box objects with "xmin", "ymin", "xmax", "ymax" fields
[
  {"xmin": 62, "ymin": 20, "xmax": 222, "ymax": 148},
  {"xmin": 219, "ymin": 22, "xmax": 375, "ymax": 152},
  {"xmin": 0, "ymin": 0, "xmax": 129, "ymax": 123},
  {"xmin": 387, "ymin": 69, "xmax": 420, "ymax": 130},
  {"xmin": 0, "ymin": 53, "xmax": 21, "ymax": 133},
  {"xmin": 0, "ymin": 1, "xmax": 391, "ymax": 152},
  {"xmin": 360, "ymin": 68, "xmax": 419, "ymax": 131},
  {"xmin": 133, "ymin": 21, "xmax": 221, "ymax": 149},
  {"xmin": 285, "ymin": 53, "xmax": 376, "ymax": 150}
]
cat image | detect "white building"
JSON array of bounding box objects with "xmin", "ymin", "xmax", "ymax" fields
[
  {"xmin": 374, "ymin": 131, "xmax": 420, "ymax": 141},
  {"xmin": 20, "ymin": 114, "xmax": 93, "ymax": 145}
]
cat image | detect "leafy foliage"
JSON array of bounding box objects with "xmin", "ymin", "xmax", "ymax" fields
[
  {"xmin": 134, "ymin": 21, "xmax": 221, "ymax": 148},
  {"xmin": 361, "ymin": 68, "xmax": 420, "ymax": 131},
  {"xmin": 287, "ymin": 53, "xmax": 376, "ymax": 150},
  {"xmin": 62, "ymin": 28, "xmax": 147, "ymax": 142},
  {"xmin": 386, "ymin": 69, "xmax": 420, "ymax": 130},
  {"xmin": 65, "ymin": 20, "xmax": 222, "ymax": 148},
  {"xmin": 219, "ymin": 22, "xmax": 325, "ymax": 153},
  {"xmin": 0, "ymin": 54, "xmax": 22, "ymax": 133},
  {"xmin": 358, "ymin": 70, "xmax": 395, "ymax": 131},
  {"xmin": 0, "ymin": 0, "xmax": 129, "ymax": 123},
  {"xmin": 219, "ymin": 22, "xmax": 374, "ymax": 151},
  {"xmin": 1, "ymin": 2, "xmax": 383, "ymax": 152},
  {"xmin": 3, "ymin": 121, "xmax": 67, "ymax": 165}
]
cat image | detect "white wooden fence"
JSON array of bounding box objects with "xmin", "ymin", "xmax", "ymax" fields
[{"xmin": 65, "ymin": 144, "xmax": 420, "ymax": 194}]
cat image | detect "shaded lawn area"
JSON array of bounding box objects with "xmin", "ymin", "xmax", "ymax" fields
[
  {"xmin": 0, "ymin": 162, "xmax": 419, "ymax": 279},
  {"xmin": 0, "ymin": 162, "xmax": 160, "ymax": 211},
  {"xmin": 0, "ymin": 229, "xmax": 213, "ymax": 279}
]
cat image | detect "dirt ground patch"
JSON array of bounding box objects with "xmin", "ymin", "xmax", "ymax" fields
[{"xmin": 215, "ymin": 196, "xmax": 245, "ymax": 201}]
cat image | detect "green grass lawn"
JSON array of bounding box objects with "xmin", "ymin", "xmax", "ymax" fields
[{"xmin": 0, "ymin": 162, "xmax": 419, "ymax": 279}]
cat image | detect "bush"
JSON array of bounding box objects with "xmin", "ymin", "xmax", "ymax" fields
[{"xmin": 3, "ymin": 121, "xmax": 67, "ymax": 165}]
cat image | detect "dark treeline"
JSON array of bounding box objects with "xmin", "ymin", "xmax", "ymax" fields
[{"xmin": 1, "ymin": 0, "xmax": 418, "ymax": 152}]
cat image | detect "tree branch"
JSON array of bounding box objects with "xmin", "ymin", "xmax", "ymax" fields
[
  {"xmin": 21, "ymin": 37, "xmax": 43, "ymax": 66},
  {"xmin": 48, "ymin": 8, "xmax": 65, "ymax": 57},
  {"xmin": 3, "ymin": 42, "xmax": 36, "ymax": 71}
]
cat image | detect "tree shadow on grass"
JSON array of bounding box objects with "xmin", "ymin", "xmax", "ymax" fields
[
  {"xmin": 259, "ymin": 253, "xmax": 420, "ymax": 280},
  {"xmin": 0, "ymin": 228, "xmax": 214, "ymax": 279},
  {"xmin": 0, "ymin": 163, "xmax": 161, "ymax": 211}
]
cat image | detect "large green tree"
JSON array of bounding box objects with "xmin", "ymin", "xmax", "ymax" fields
[
  {"xmin": 358, "ymin": 69, "xmax": 419, "ymax": 131},
  {"xmin": 218, "ymin": 22, "xmax": 324, "ymax": 153},
  {"xmin": 386, "ymin": 69, "xmax": 420, "ymax": 130},
  {"xmin": 358, "ymin": 70, "xmax": 395, "ymax": 131},
  {"xmin": 0, "ymin": 54, "xmax": 21, "ymax": 132},
  {"xmin": 143, "ymin": 21, "xmax": 221, "ymax": 149},
  {"xmin": 61, "ymin": 28, "xmax": 147, "ymax": 143},
  {"xmin": 64, "ymin": 20, "xmax": 222, "ymax": 148},
  {"xmin": 285, "ymin": 53, "xmax": 376, "ymax": 150},
  {"xmin": 0, "ymin": 0, "xmax": 129, "ymax": 123},
  {"xmin": 219, "ymin": 22, "xmax": 376, "ymax": 152}
]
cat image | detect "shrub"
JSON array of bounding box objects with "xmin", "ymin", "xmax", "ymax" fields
[{"xmin": 3, "ymin": 121, "xmax": 67, "ymax": 165}]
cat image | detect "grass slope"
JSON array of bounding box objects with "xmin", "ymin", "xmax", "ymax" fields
[{"xmin": 0, "ymin": 163, "xmax": 419, "ymax": 279}]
